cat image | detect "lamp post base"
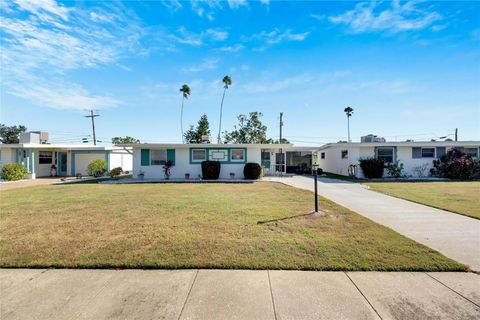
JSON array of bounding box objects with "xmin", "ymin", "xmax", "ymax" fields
[{"xmin": 308, "ymin": 210, "xmax": 325, "ymax": 217}]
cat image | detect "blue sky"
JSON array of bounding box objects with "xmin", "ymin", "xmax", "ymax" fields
[{"xmin": 1, "ymin": 0, "xmax": 479, "ymax": 145}]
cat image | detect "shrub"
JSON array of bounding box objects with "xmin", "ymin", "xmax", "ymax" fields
[
  {"xmin": 201, "ymin": 160, "xmax": 221, "ymax": 179},
  {"xmin": 87, "ymin": 159, "xmax": 107, "ymax": 177},
  {"xmin": 244, "ymin": 162, "xmax": 262, "ymax": 179},
  {"xmin": 109, "ymin": 167, "xmax": 123, "ymax": 179},
  {"xmin": 430, "ymin": 148, "xmax": 480, "ymax": 180},
  {"xmin": 317, "ymin": 167, "xmax": 324, "ymax": 175},
  {"xmin": 359, "ymin": 157, "xmax": 385, "ymax": 179},
  {"xmin": 1, "ymin": 163, "xmax": 28, "ymax": 181},
  {"xmin": 385, "ymin": 161, "xmax": 406, "ymax": 178}
]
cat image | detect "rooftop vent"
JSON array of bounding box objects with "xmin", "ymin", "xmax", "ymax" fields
[{"xmin": 201, "ymin": 135, "xmax": 211, "ymax": 144}]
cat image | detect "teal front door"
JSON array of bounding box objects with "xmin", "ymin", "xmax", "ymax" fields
[{"xmin": 57, "ymin": 152, "xmax": 67, "ymax": 176}]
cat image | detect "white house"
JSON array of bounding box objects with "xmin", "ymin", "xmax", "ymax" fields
[
  {"xmin": 0, "ymin": 131, "xmax": 132, "ymax": 179},
  {"xmin": 120, "ymin": 143, "xmax": 317, "ymax": 180},
  {"xmin": 317, "ymin": 140, "xmax": 480, "ymax": 178}
]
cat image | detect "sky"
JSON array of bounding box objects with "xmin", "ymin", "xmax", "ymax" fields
[{"xmin": 1, "ymin": 0, "xmax": 479, "ymax": 146}]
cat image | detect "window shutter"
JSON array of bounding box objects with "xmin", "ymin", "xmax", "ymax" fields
[
  {"xmin": 436, "ymin": 147, "xmax": 446, "ymax": 159},
  {"xmin": 412, "ymin": 147, "xmax": 422, "ymax": 159},
  {"xmin": 141, "ymin": 149, "xmax": 150, "ymax": 166},
  {"xmin": 167, "ymin": 149, "xmax": 176, "ymax": 165}
]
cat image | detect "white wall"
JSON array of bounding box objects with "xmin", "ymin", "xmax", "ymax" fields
[
  {"xmin": 317, "ymin": 145, "xmax": 373, "ymax": 178},
  {"xmin": 0, "ymin": 148, "xmax": 13, "ymax": 168},
  {"xmin": 110, "ymin": 151, "xmax": 133, "ymax": 172},
  {"xmin": 132, "ymin": 147, "xmax": 262, "ymax": 179},
  {"xmin": 75, "ymin": 153, "xmax": 105, "ymax": 176}
]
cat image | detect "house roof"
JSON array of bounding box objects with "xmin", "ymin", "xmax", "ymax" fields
[
  {"xmin": 116, "ymin": 143, "xmax": 295, "ymax": 149},
  {"xmin": 317, "ymin": 141, "xmax": 480, "ymax": 150},
  {"xmin": 0, "ymin": 143, "xmax": 128, "ymax": 151}
]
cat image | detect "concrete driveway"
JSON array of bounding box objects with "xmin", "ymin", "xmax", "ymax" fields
[
  {"xmin": 264, "ymin": 176, "xmax": 480, "ymax": 270},
  {"xmin": 1, "ymin": 269, "xmax": 479, "ymax": 320}
]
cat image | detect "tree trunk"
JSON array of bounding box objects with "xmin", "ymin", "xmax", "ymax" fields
[
  {"xmin": 218, "ymin": 88, "xmax": 227, "ymax": 144},
  {"xmin": 181, "ymin": 96, "xmax": 185, "ymax": 143}
]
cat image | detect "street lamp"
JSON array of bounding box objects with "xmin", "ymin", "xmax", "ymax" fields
[{"xmin": 311, "ymin": 163, "xmax": 320, "ymax": 216}]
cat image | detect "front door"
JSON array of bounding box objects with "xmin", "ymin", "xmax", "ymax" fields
[
  {"xmin": 275, "ymin": 152, "xmax": 285, "ymax": 173},
  {"xmin": 57, "ymin": 152, "xmax": 68, "ymax": 176}
]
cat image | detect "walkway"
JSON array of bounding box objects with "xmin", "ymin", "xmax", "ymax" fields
[
  {"xmin": 264, "ymin": 176, "xmax": 480, "ymax": 270},
  {"xmin": 1, "ymin": 269, "xmax": 479, "ymax": 320}
]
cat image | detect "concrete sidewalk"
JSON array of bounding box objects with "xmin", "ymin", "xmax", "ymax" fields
[
  {"xmin": 1, "ymin": 269, "xmax": 479, "ymax": 320},
  {"xmin": 263, "ymin": 176, "xmax": 480, "ymax": 270}
]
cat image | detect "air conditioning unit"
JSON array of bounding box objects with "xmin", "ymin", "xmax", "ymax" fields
[
  {"xmin": 361, "ymin": 134, "xmax": 386, "ymax": 143},
  {"xmin": 19, "ymin": 131, "xmax": 49, "ymax": 144},
  {"xmin": 201, "ymin": 135, "xmax": 211, "ymax": 144}
]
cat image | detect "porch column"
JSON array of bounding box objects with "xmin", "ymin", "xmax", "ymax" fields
[
  {"xmin": 105, "ymin": 151, "xmax": 110, "ymax": 172},
  {"xmin": 30, "ymin": 149, "xmax": 36, "ymax": 179}
]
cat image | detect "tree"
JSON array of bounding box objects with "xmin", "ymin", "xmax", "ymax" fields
[
  {"xmin": 217, "ymin": 75, "xmax": 232, "ymax": 143},
  {"xmin": 111, "ymin": 136, "xmax": 140, "ymax": 144},
  {"xmin": 179, "ymin": 84, "xmax": 191, "ymax": 143},
  {"xmin": 344, "ymin": 106, "xmax": 354, "ymax": 142},
  {"xmin": 0, "ymin": 124, "xmax": 27, "ymax": 144},
  {"xmin": 266, "ymin": 138, "xmax": 290, "ymax": 144},
  {"xmin": 184, "ymin": 114, "xmax": 211, "ymax": 143},
  {"xmin": 223, "ymin": 112, "xmax": 268, "ymax": 144}
]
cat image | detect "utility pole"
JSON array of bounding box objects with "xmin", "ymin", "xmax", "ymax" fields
[
  {"xmin": 455, "ymin": 128, "xmax": 458, "ymax": 141},
  {"xmin": 85, "ymin": 109, "xmax": 99, "ymax": 145},
  {"xmin": 279, "ymin": 112, "xmax": 284, "ymax": 143}
]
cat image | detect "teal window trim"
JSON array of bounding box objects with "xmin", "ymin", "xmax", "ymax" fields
[
  {"xmin": 189, "ymin": 147, "xmax": 247, "ymax": 164},
  {"xmin": 190, "ymin": 148, "xmax": 207, "ymax": 163}
]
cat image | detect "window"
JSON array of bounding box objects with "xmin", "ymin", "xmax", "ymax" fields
[
  {"xmin": 341, "ymin": 150, "xmax": 348, "ymax": 159},
  {"xmin": 231, "ymin": 149, "xmax": 245, "ymax": 161},
  {"xmin": 321, "ymin": 152, "xmax": 325, "ymax": 159},
  {"xmin": 191, "ymin": 149, "xmax": 206, "ymax": 162},
  {"xmin": 421, "ymin": 148, "xmax": 435, "ymax": 158},
  {"xmin": 150, "ymin": 150, "xmax": 167, "ymax": 165},
  {"xmin": 39, "ymin": 151, "xmax": 53, "ymax": 164},
  {"xmin": 465, "ymin": 148, "xmax": 478, "ymax": 158},
  {"xmin": 377, "ymin": 148, "xmax": 394, "ymax": 163}
]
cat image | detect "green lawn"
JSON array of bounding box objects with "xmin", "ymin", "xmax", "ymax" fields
[
  {"xmin": 366, "ymin": 181, "xmax": 480, "ymax": 219},
  {"xmin": 0, "ymin": 183, "xmax": 465, "ymax": 271}
]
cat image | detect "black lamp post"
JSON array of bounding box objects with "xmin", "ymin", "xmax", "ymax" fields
[{"xmin": 311, "ymin": 163, "xmax": 320, "ymax": 215}]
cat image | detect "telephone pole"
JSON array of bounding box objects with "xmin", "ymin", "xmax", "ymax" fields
[
  {"xmin": 455, "ymin": 128, "xmax": 458, "ymax": 141},
  {"xmin": 85, "ymin": 110, "xmax": 99, "ymax": 145},
  {"xmin": 279, "ymin": 112, "xmax": 284, "ymax": 143}
]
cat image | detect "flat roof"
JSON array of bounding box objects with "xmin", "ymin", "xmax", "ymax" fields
[
  {"xmin": 0, "ymin": 143, "xmax": 128, "ymax": 151},
  {"xmin": 117, "ymin": 143, "xmax": 295, "ymax": 148},
  {"xmin": 318, "ymin": 141, "xmax": 480, "ymax": 150}
]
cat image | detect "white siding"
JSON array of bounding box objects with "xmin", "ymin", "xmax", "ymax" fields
[
  {"xmin": 132, "ymin": 147, "xmax": 262, "ymax": 179},
  {"xmin": 75, "ymin": 153, "xmax": 105, "ymax": 176},
  {"xmin": 110, "ymin": 151, "xmax": 133, "ymax": 172}
]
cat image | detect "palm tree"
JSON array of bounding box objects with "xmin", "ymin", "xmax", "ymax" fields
[
  {"xmin": 217, "ymin": 75, "xmax": 232, "ymax": 144},
  {"xmin": 179, "ymin": 84, "xmax": 191, "ymax": 143},
  {"xmin": 344, "ymin": 106, "xmax": 354, "ymax": 142}
]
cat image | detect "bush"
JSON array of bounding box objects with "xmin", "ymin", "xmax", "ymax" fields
[
  {"xmin": 430, "ymin": 148, "xmax": 480, "ymax": 180},
  {"xmin": 316, "ymin": 167, "xmax": 323, "ymax": 175},
  {"xmin": 1, "ymin": 163, "xmax": 28, "ymax": 181},
  {"xmin": 385, "ymin": 161, "xmax": 406, "ymax": 178},
  {"xmin": 359, "ymin": 157, "xmax": 385, "ymax": 179},
  {"xmin": 87, "ymin": 159, "xmax": 107, "ymax": 177},
  {"xmin": 244, "ymin": 162, "xmax": 262, "ymax": 179},
  {"xmin": 109, "ymin": 167, "xmax": 123, "ymax": 179},
  {"xmin": 201, "ymin": 161, "xmax": 221, "ymax": 179}
]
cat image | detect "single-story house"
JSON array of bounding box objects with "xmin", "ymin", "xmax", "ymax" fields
[
  {"xmin": 317, "ymin": 141, "xmax": 480, "ymax": 178},
  {"xmin": 118, "ymin": 143, "xmax": 318, "ymax": 179},
  {"xmin": 0, "ymin": 132, "xmax": 132, "ymax": 179}
]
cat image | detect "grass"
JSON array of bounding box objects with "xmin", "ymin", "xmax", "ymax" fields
[
  {"xmin": 0, "ymin": 183, "xmax": 466, "ymax": 271},
  {"xmin": 323, "ymin": 172, "xmax": 364, "ymax": 182},
  {"xmin": 365, "ymin": 181, "xmax": 480, "ymax": 220}
]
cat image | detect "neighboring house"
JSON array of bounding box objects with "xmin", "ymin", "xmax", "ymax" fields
[
  {"xmin": 317, "ymin": 141, "xmax": 480, "ymax": 178},
  {"xmin": 119, "ymin": 143, "xmax": 317, "ymax": 179},
  {"xmin": 0, "ymin": 131, "xmax": 132, "ymax": 179}
]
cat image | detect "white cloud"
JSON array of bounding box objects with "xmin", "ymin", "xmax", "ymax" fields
[
  {"xmin": 227, "ymin": 0, "xmax": 248, "ymax": 9},
  {"xmin": 329, "ymin": 0, "xmax": 443, "ymax": 34},
  {"xmin": 182, "ymin": 59, "xmax": 219, "ymax": 73},
  {"xmin": 160, "ymin": 0, "xmax": 182, "ymax": 11},
  {"xmin": 244, "ymin": 28, "xmax": 310, "ymax": 46},
  {"xmin": 218, "ymin": 44, "xmax": 244, "ymax": 52},
  {"xmin": 190, "ymin": 0, "xmax": 222, "ymax": 19},
  {"xmin": 1, "ymin": 0, "xmax": 146, "ymax": 110},
  {"xmin": 260, "ymin": 0, "xmax": 270, "ymax": 6},
  {"xmin": 170, "ymin": 27, "xmax": 228, "ymax": 46},
  {"xmin": 242, "ymin": 75, "xmax": 315, "ymax": 94},
  {"xmin": 310, "ymin": 14, "xmax": 326, "ymax": 20}
]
